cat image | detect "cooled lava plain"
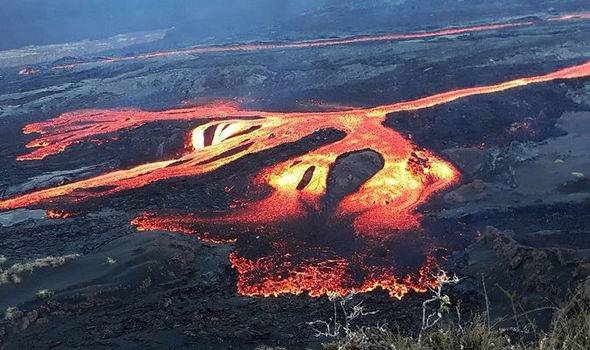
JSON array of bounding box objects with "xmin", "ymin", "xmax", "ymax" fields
[{"xmin": 1, "ymin": 4, "xmax": 590, "ymax": 350}]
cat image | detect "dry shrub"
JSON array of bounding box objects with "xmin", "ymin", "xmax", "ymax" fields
[
  {"xmin": 323, "ymin": 280, "xmax": 590, "ymax": 350},
  {"xmin": 539, "ymin": 283, "xmax": 590, "ymax": 350}
]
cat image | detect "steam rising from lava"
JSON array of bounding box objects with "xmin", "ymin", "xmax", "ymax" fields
[{"xmin": 3, "ymin": 61, "xmax": 590, "ymax": 298}]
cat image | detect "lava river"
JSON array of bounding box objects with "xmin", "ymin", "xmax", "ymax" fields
[
  {"xmin": 3, "ymin": 61, "xmax": 590, "ymax": 298},
  {"xmin": 51, "ymin": 11, "xmax": 590, "ymax": 70}
]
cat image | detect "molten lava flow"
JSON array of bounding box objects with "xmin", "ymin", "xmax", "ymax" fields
[
  {"xmin": 228, "ymin": 251, "xmax": 436, "ymax": 299},
  {"xmin": 16, "ymin": 103, "xmax": 243, "ymax": 161},
  {"xmin": 4, "ymin": 61, "xmax": 590, "ymax": 297},
  {"xmin": 46, "ymin": 209, "xmax": 73, "ymax": 219},
  {"xmin": 53, "ymin": 22, "xmax": 529, "ymax": 69},
  {"xmin": 549, "ymin": 12, "xmax": 590, "ymax": 21},
  {"xmin": 51, "ymin": 11, "xmax": 590, "ymax": 70}
]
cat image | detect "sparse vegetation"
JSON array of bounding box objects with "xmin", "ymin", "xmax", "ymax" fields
[
  {"xmin": 419, "ymin": 270, "xmax": 460, "ymax": 343},
  {"xmin": 0, "ymin": 254, "xmax": 79, "ymax": 285},
  {"xmin": 3, "ymin": 307, "xmax": 19, "ymax": 321},
  {"xmin": 320, "ymin": 276, "xmax": 590, "ymax": 350},
  {"xmin": 307, "ymin": 292, "xmax": 378, "ymax": 339},
  {"xmin": 539, "ymin": 283, "xmax": 590, "ymax": 350},
  {"xmin": 35, "ymin": 289, "xmax": 54, "ymax": 300}
]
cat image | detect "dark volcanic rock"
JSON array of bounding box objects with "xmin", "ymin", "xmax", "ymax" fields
[
  {"xmin": 324, "ymin": 149, "xmax": 384, "ymax": 210},
  {"xmin": 387, "ymin": 85, "xmax": 580, "ymax": 152},
  {"xmin": 458, "ymin": 226, "xmax": 590, "ymax": 327},
  {"xmin": 0, "ymin": 209, "xmax": 46, "ymax": 227},
  {"xmin": 0, "ymin": 231, "xmax": 231, "ymax": 311},
  {"xmin": 0, "ymin": 232, "xmax": 235, "ymax": 349},
  {"xmin": 444, "ymin": 179, "xmax": 490, "ymax": 204},
  {"xmin": 442, "ymin": 147, "xmax": 487, "ymax": 176}
]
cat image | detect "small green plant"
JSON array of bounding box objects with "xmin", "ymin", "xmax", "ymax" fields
[{"xmin": 419, "ymin": 270, "xmax": 460, "ymax": 343}]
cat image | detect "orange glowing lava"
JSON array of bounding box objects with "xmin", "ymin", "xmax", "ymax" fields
[
  {"xmin": 548, "ymin": 11, "xmax": 590, "ymax": 21},
  {"xmin": 51, "ymin": 11, "xmax": 590, "ymax": 70},
  {"xmin": 46, "ymin": 209, "xmax": 73, "ymax": 219},
  {"xmin": 3, "ymin": 61, "xmax": 590, "ymax": 297}
]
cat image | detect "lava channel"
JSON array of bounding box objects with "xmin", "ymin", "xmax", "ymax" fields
[
  {"xmin": 51, "ymin": 11, "xmax": 590, "ymax": 70},
  {"xmin": 3, "ymin": 61, "xmax": 590, "ymax": 298}
]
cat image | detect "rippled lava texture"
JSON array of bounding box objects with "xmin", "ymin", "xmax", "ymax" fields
[{"xmin": 2, "ymin": 14, "xmax": 590, "ymax": 298}]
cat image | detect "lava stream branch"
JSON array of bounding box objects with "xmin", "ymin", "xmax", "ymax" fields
[
  {"xmin": 50, "ymin": 11, "xmax": 590, "ymax": 70},
  {"xmin": 16, "ymin": 60, "xmax": 590, "ymax": 166}
]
